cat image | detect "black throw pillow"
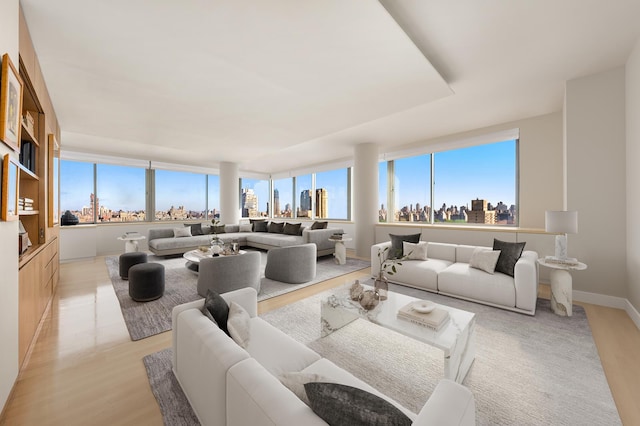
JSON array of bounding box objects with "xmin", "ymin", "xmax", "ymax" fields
[
  {"xmin": 202, "ymin": 289, "xmax": 230, "ymax": 336},
  {"xmin": 184, "ymin": 223, "xmax": 203, "ymax": 236},
  {"xmin": 493, "ymin": 239, "xmax": 526, "ymax": 277},
  {"xmin": 388, "ymin": 233, "xmax": 421, "ymax": 259},
  {"xmin": 250, "ymin": 219, "xmax": 268, "ymax": 232},
  {"xmin": 283, "ymin": 222, "xmax": 301, "ymax": 236},
  {"xmin": 304, "ymin": 382, "xmax": 412, "ymax": 426},
  {"xmin": 210, "ymin": 224, "xmax": 226, "ymax": 234},
  {"xmin": 268, "ymin": 222, "xmax": 285, "ymax": 233},
  {"xmin": 311, "ymin": 221, "xmax": 328, "ymax": 230}
]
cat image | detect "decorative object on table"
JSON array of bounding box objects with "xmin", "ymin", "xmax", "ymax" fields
[
  {"xmin": 18, "ymin": 219, "xmax": 31, "ymax": 254},
  {"xmin": 545, "ymin": 210, "xmax": 578, "ymax": 262},
  {"xmin": 359, "ymin": 289, "xmax": 379, "ymax": 310},
  {"xmin": 1, "ymin": 153, "xmax": 19, "ymax": 221},
  {"xmin": 375, "ymin": 246, "xmax": 409, "ymax": 301},
  {"xmin": 349, "ymin": 279, "xmax": 364, "ymax": 301},
  {"xmin": 60, "ymin": 210, "xmax": 79, "ymax": 225},
  {"xmin": 210, "ymin": 219, "xmax": 225, "ymax": 254},
  {"xmin": 198, "ymin": 246, "xmax": 210, "ymax": 253},
  {"xmin": 329, "ymin": 232, "xmax": 344, "ymax": 241},
  {"xmin": 0, "ymin": 53, "xmax": 23, "ymax": 152},
  {"xmin": 397, "ymin": 301, "xmax": 450, "ymax": 331}
]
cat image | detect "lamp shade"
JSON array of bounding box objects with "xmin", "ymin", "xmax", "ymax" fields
[{"xmin": 545, "ymin": 210, "xmax": 578, "ymax": 234}]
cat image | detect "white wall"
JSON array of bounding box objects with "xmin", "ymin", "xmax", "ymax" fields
[
  {"xmin": 626, "ymin": 38, "xmax": 640, "ymax": 312},
  {"xmin": 566, "ymin": 67, "xmax": 627, "ymax": 298},
  {"xmin": 0, "ymin": 0, "xmax": 20, "ymax": 412}
]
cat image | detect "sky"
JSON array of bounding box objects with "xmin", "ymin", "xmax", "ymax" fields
[{"xmin": 60, "ymin": 139, "xmax": 515, "ymax": 216}]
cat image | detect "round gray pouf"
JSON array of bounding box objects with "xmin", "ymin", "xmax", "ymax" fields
[
  {"xmin": 129, "ymin": 263, "xmax": 165, "ymax": 302},
  {"xmin": 119, "ymin": 252, "xmax": 148, "ymax": 280}
]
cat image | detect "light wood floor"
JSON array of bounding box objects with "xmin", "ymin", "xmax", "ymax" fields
[{"xmin": 1, "ymin": 255, "xmax": 639, "ymax": 425}]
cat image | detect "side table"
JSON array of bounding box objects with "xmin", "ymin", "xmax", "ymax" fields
[
  {"xmin": 117, "ymin": 233, "xmax": 146, "ymax": 253},
  {"xmin": 537, "ymin": 258, "xmax": 587, "ymax": 317},
  {"xmin": 330, "ymin": 237, "xmax": 352, "ymax": 265}
]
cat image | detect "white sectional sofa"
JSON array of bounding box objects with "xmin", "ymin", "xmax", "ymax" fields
[
  {"xmin": 371, "ymin": 241, "xmax": 539, "ymax": 315},
  {"xmin": 172, "ymin": 287, "xmax": 476, "ymax": 426},
  {"xmin": 149, "ymin": 223, "xmax": 342, "ymax": 257}
]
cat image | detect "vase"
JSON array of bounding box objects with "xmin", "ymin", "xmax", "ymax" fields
[{"xmin": 374, "ymin": 273, "xmax": 388, "ymax": 300}]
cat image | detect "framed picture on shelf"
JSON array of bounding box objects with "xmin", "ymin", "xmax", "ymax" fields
[
  {"xmin": 0, "ymin": 53, "xmax": 24, "ymax": 152},
  {"xmin": 2, "ymin": 153, "xmax": 19, "ymax": 221}
]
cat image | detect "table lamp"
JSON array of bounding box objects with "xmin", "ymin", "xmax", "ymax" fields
[{"xmin": 545, "ymin": 210, "xmax": 578, "ymax": 260}]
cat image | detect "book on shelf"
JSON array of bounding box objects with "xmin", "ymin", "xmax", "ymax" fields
[
  {"xmin": 397, "ymin": 302, "xmax": 450, "ymax": 331},
  {"xmin": 544, "ymin": 256, "xmax": 579, "ymax": 266}
]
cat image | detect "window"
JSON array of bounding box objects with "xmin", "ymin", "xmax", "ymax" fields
[
  {"xmin": 315, "ymin": 168, "xmax": 349, "ymax": 220},
  {"xmin": 155, "ymin": 169, "xmax": 206, "ymax": 220},
  {"xmin": 60, "ymin": 160, "xmax": 95, "ymax": 223},
  {"xmin": 96, "ymin": 164, "xmax": 146, "ymax": 222},
  {"xmin": 393, "ymin": 154, "xmax": 431, "ymax": 223},
  {"xmin": 378, "ymin": 161, "xmax": 388, "ymax": 222},
  {"xmin": 208, "ymin": 174, "xmax": 220, "ymax": 219},
  {"xmin": 295, "ymin": 174, "xmax": 313, "ymax": 218},
  {"xmin": 240, "ymin": 178, "xmax": 269, "ymax": 218},
  {"xmin": 273, "ymin": 178, "xmax": 293, "ymax": 218},
  {"xmin": 433, "ymin": 140, "xmax": 517, "ymax": 225}
]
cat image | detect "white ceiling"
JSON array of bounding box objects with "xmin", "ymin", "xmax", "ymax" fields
[{"xmin": 20, "ymin": 0, "xmax": 640, "ymax": 175}]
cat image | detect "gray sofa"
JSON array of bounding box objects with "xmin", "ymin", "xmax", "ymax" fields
[{"xmin": 148, "ymin": 223, "xmax": 343, "ymax": 257}]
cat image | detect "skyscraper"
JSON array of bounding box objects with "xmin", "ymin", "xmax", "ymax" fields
[
  {"xmin": 316, "ymin": 188, "xmax": 328, "ymax": 218},
  {"xmin": 273, "ymin": 188, "xmax": 280, "ymax": 217},
  {"xmin": 242, "ymin": 188, "xmax": 258, "ymax": 217},
  {"xmin": 299, "ymin": 189, "xmax": 312, "ymax": 217}
]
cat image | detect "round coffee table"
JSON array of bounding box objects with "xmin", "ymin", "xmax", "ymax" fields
[{"xmin": 183, "ymin": 249, "xmax": 246, "ymax": 272}]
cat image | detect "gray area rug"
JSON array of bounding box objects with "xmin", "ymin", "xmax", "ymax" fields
[
  {"xmin": 106, "ymin": 251, "xmax": 369, "ymax": 340},
  {"xmin": 143, "ymin": 282, "xmax": 620, "ymax": 425}
]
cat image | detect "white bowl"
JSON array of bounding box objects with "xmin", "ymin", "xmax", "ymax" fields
[{"xmin": 412, "ymin": 300, "xmax": 435, "ymax": 313}]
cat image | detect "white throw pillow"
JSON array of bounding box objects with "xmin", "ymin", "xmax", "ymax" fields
[
  {"xmin": 239, "ymin": 223, "xmax": 253, "ymax": 232},
  {"xmin": 227, "ymin": 302, "xmax": 251, "ymax": 348},
  {"xmin": 469, "ymin": 248, "xmax": 501, "ymax": 274},
  {"xmin": 403, "ymin": 241, "xmax": 428, "ymax": 260},
  {"xmin": 278, "ymin": 372, "xmax": 332, "ymax": 406},
  {"xmin": 173, "ymin": 227, "xmax": 192, "ymax": 238}
]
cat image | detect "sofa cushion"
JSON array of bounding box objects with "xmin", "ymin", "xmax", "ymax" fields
[
  {"xmin": 173, "ymin": 227, "xmax": 192, "ymax": 238},
  {"xmin": 403, "ymin": 241, "xmax": 428, "ymax": 260},
  {"xmin": 438, "ymin": 262, "xmax": 516, "ymax": 307},
  {"xmin": 149, "ymin": 234, "xmax": 212, "ymax": 252},
  {"xmin": 268, "ymin": 222, "xmax": 285, "ymax": 233},
  {"xmin": 283, "ymin": 222, "xmax": 302, "ymax": 236},
  {"xmin": 203, "ymin": 289, "xmax": 230, "ymax": 336},
  {"xmin": 185, "ymin": 223, "xmax": 204, "ymax": 236},
  {"xmin": 239, "ymin": 223, "xmax": 253, "ymax": 232},
  {"xmin": 469, "ymin": 248, "xmax": 501, "ymax": 274},
  {"xmin": 211, "ymin": 224, "xmax": 226, "ymax": 234},
  {"xmin": 228, "ymin": 302, "xmax": 251, "ymax": 348},
  {"xmin": 384, "ymin": 258, "xmax": 450, "ymax": 292},
  {"xmin": 245, "ymin": 318, "xmax": 321, "ymax": 377},
  {"xmin": 279, "ymin": 372, "xmax": 331, "ymax": 406},
  {"xmin": 305, "ymin": 382, "xmax": 412, "ymax": 426},
  {"xmin": 311, "ymin": 221, "xmax": 328, "ymax": 229},
  {"xmin": 426, "ymin": 242, "xmax": 457, "ymax": 262},
  {"xmin": 251, "ymin": 219, "xmax": 268, "ymax": 232},
  {"xmin": 247, "ymin": 233, "xmax": 304, "ymax": 248},
  {"xmin": 493, "ymin": 239, "xmax": 526, "ymax": 277},
  {"xmin": 389, "ymin": 233, "xmax": 421, "ymax": 259}
]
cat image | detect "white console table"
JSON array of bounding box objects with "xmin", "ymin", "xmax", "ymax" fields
[{"xmin": 537, "ymin": 258, "xmax": 587, "ymax": 317}]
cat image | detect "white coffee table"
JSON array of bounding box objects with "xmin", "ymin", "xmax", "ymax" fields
[{"xmin": 321, "ymin": 282, "xmax": 476, "ymax": 383}]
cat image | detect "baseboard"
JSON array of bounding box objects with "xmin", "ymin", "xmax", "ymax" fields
[
  {"xmin": 572, "ymin": 290, "xmax": 628, "ymax": 309},
  {"xmin": 625, "ymin": 299, "xmax": 640, "ymax": 330}
]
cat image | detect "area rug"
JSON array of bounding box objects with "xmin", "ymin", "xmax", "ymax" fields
[
  {"xmin": 143, "ymin": 283, "xmax": 620, "ymax": 426},
  {"xmin": 106, "ymin": 251, "xmax": 369, "ymax": 340}
]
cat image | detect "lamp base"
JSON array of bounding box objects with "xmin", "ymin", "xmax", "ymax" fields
[{"xmin": 554, "ymin": 234, "xmax": 567, "ymax": 259}]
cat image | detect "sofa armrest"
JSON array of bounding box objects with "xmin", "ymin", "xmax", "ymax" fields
[
  {"xmin": 148, "ymin": 228, "xmax": 174, "ymax": 242},
  {"xmin": 227, "ymin": 358, "xmax": 327, "ymax": 426},
  {"xmin": 371, "ymin": 241, "xmax": 392, "ymax": 277},
  {"xmin": 221, "ymin": 286, "xmax": 258, "ymax": 318},
  {"xmin": 514, "ymin": 250, "xmax": 539, "ymax": 314},
  {"xmin": 413, "ymin": 379, "xmax": 475, "ymax": 426},
  {"xmin": 303, "ymin": 228, "xmax": 344, "ymax": 252}
]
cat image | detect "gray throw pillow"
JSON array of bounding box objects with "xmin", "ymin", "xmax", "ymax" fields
[
  {"xmin": 210, "ymin": 224, "xmax": 226, "ymax": 234},
  {"xmin": 492, "ymin": 239, "xmax": 526, "ymax": 277},
  {"xmin": 311, "ymin": 221, "xmax": 328, "ymax": 230},
  {"xmin": 184, "ymin": 223, "xmax": 203, "ymax": 236},
  {"xmin": 304, "ymin": 382, "xmax": 412, "ymax": 426},
  {"xmin": 268, "ymin": 222, "xmax": 285, "ymax": 233},
  {"xmin": 202, "ymin": 289, "xmax": 230, "ymax": 336},
  {"xmin": 250, "ymin": 219, "xmax": 268, "ymax": 232},
  {"xmin": 388, "ymin": 233, "xmax": 421, "ymax": 259},
  {"xmin": 283, "ymin": 222, "xmax": 301, "ymax": 235}
]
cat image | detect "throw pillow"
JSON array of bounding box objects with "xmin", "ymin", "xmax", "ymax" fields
[
  {"xmin": 403, "ymin": 241, "xmax": 428, "ymax": 261},
  {"xmin": 251, "ymin": 219, "xmax": 268, "ymax": 232},
  {"xmin": 388, "ymin": 233, "xmax": 421, "ymax": 259},
  {"xmin": 211, "ymin": 224, "xmax": 226, "ymax": 234},
  {"xmin": 311, "ymin": 221, "xmax": 328, "ymax": 230},
  {"xmin": 173, "ymin": 227, "xmax": 192, "ymax": 238},
  {"xmin": 305, "ymin": 382, "xmax": 412, "ymax": 426},
  {"xmin": 239, "ymin": 223, "xmax": 253, "ymax": 232},
  {"xmin": 278, "ymin": 372, "xmax": 331, "ymax": 406},
  {"xmin": 201, "ymin": 306, "xmax": 218, "ymax": 326},
  {"xmin": 184, "ymin": 223, "xmax": 203, "ymax": 236},
  {"xmin": 469, "ymin": 248, "xmax": 501, "ymax": 274},
  {"xmin": 283, "ymin": 222, "xmax": 301, "ymax": 236},
  {"xmin": 227, "ymin": 302, "xmax": 251, "ymax": 348},
  {"xmin": 268, "ymin": 222, "xmax": 285, "ymax": 233},
  {"xmin": 493, "ymin": 239, "xmax": 526, "ymax": 277},
  {"xmin": 202, "ymin": 289, "xmax": 230, "ymax": 336}
]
